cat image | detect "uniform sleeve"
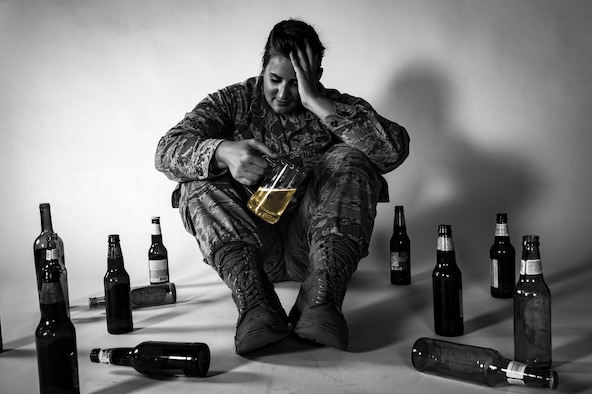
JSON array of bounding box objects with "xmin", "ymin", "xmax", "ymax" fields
[
  {"xmin": 321, "ymin": 93, "xmax": 410, "ymax": 174},
  {"xmin": 154, "ymin": 88, "xmax": 237, "ymax": 182}
]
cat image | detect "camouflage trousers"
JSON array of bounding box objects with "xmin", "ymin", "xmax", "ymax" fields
[{"xmin": 178, "ymin": 143, "xmax": 382, "ymax": 283}]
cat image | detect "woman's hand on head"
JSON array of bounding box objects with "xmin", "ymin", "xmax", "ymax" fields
[
  {"xmin": 289, "ymin": 40, "xmax": 335, "ymax": 120},
  {"xmin": 289, "ymin": 40, "xmax": 322, "ymax": 109},
  {"xmin": 213, "ymin": 139, "xmax": 277, "ymax": 186}
]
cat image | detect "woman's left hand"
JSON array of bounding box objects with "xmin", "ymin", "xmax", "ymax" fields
[
  {"xmin": 290, "ymin": 40, "xmax": 335, "ymax": 119},
  {"xmin": 289, "ymin": 40, "xmax": 321, "ymax": 109}
]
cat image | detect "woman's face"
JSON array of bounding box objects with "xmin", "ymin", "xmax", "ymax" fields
[{"xmin": 263, "ymin": 56, "xmax": 301, "ymax": 115}]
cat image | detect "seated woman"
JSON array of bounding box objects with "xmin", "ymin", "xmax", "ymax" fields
[{"xmin": 155, "ymin": 19, "xmax": 410, "ymax": 355}]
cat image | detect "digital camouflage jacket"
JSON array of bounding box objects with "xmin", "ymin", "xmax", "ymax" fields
[{"xmin": 155, "ymin": 76, "xmax": 410, "ymax": 207}]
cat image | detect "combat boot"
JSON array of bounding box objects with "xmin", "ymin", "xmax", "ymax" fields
[
  {"xmin": 214, "ymin": 242, "xmax": 290, "ymax": 355},
  {"xmin": 289, "ymin": 236, "xmax": 359, "ymax": 350}
]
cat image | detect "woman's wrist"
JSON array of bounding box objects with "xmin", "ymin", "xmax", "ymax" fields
[{"xmin": 303, "ymin": 95, "xmax": 336, "ymax": 122}]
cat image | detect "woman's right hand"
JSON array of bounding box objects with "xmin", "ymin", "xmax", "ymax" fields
[{"xmin": 213, "ymin": 139, "xmax": 277, "ymax": 186}]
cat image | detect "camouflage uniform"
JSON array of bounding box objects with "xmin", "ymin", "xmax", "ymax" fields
[{"xmin": 155, "ymin": 76, "xmax": 409, "ymax": 281}]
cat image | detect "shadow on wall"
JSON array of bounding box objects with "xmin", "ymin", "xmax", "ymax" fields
[{"xmin": 376, "ymin": 60, "xmax": 544, "ymax": 284}]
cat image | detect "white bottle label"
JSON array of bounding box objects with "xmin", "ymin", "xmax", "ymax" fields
[
  {"xmin": 520, "ymin": 259, "xmax": 542, "ymax": 275},
  {"xmin": 437, "ymin": 237, "xmax": 454, "ymax": 252},
  {"xmin": 490, "ymin": 259, "xmax": 499, "ymax": 288},
  {"xmin": 506, "ymin": 361, "xmax": 527, "ymax": 385},
  {"xmin": 495, "ymin": 223, "xmax": 509, "ymax": 237},
  {"xmin": 149, "ymin": 259, "xmax": 169, "ymax": 282}
]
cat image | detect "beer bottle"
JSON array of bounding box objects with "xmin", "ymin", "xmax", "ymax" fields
[
  {"xmin": 148, "ymin": 216, "xmax": 169, "ymax": 284},
  {"xmin": 35, "ymin": 253, "xmax": 80, "ymax": 393},
  {"xmin": 89, "ymin": 282, "xmax": 177, "ymax": 309},
  {"xmin": 432, "ymin": 225, "xmax": 464, "ymax": 336},
  {"xmin": 33, "ymin": 203, "xmax": 68, "ymax": 310},
  {"xmin": 490, "ymin": 213, "xmax": 515, "ymax": 298},
  {"xmin": 412, "ymin": 337, "xmax": 558, "ymax": 389},
  {"xmin": 104, "ymin": 234, "xmax": 133, "ymax": 334},
  {"xmin": 390, "ymin": 205, "xmax": 411, "ymax": 285},
  {"xmin": 0, "ymin": 313, "xmax": 3, "ymax": 353},
  {"xmin": 514, "ymin": 235, "xmax": 552, "ymax": 368},
  {"xmin": 90, "ymin": 341, "xmax": 210, "ymax": 377}
]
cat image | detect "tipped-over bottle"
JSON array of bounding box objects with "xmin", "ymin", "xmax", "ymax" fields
[
  {"xmin": 412, "ymin": 337, "xmax": 558, "ymax": 389},
  {"xmin": 90, "ymin": 341, "xmax": 210, "ymax": 377}
]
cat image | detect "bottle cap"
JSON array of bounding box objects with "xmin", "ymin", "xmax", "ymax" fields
[
  {"xmin": 108, "ymin": 234, "xmax": 120, "ymax": 243},
  {"xmin": 522, "ymin": 234, "xmax": 539, "ymax": 245},
  {"xmin": 90, "ymin": 348, "xmax": 100, "ymax": 363},
  {"xmin": 496, "ymin": 213, "xmax": 508, "ymax": 223},
  {"xmin": 438, "ymin": 224, "xmax": 452, "ymax": 236}
]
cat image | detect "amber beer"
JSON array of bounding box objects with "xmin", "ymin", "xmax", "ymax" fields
[{"xmin": 247, "ymin": 187, "xmax": 296, "ymax": 224}]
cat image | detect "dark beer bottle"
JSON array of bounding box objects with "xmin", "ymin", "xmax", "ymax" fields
[
  {"xmin": 432, "ymin": 225, "xmax": 464, "ymax": 336},
  {"xmin": 104, "ymin": 234, "xmax": 133, "ymax": 334},
  {"xmin": 490, "ymin": 213, "xmax": 515, "ymax": 298},
  {"xmin": 148, "ymin": 216, "xmax": 169, "ymax": 284},
  {"xmin": 90, "ymin": 341, "xmax": 210, "ymax": 377},
  {"xmin": 390, "ymin": 205, "xmax": 411, "ymax": 285},
  {"xmin": 0, "ymin": 313, "xmax": 3, "ymax": 353},
  {"xmin": 89, "ymin": 282, "xmax": 177, "ymax": 309},
  {"xmin": 33, "ymin": 203, "xmax": 68, "ymax": 311},
  {"xmin": 35, "ymin": 251, "xmax": 80, "ymax": 393},
  {"xmin": 514, "ymin": 235, "xmax": 552, "ymax": 368},
  {"xmin": 412, "ymin": 337, "xmax": 558, "ymax": 389}
]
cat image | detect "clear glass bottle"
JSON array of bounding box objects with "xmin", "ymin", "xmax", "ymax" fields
[
  {"xmin": 104, "ymin": 234, "xmax": 133, "ymax": 334},
  {"xmin": 514, "ymin": 235, "xmax": 552, "ymax": 368},
  {"xmin": 148, "ymin": 216, "xmax": 170, "ymax": 284},
  {"xmin": 89, "ymin": 282, "xmax": 177, "ymax": 309},
  {"xmin": 33, "ymin": 203, "xmax": 68, "ymax": 311},
  {"xmin": 90, "ymin": 341, "xmax": 210, "ymax": 377},
  {"xmin": 35, "ymin": 256, "xmax": 80, "ymax": 393},
  {"xmin": 412, "ymin": 337, "xmax": 558, "ymax": 389},
  {"xmin": 490, "ymin": 213, "xmax": 515, "ymax": 298},
  {"xmin": 432, "ymin": 224, "xmax": 463, "ymax": 336},
  {"xmin": 390, "ymin": 205, "xmax": 411, "ymax": 285}
]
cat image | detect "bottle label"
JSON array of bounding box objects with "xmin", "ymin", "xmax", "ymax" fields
[
  {"xmin": 151, "ymin": 223, "xmax": 162, "ymax": 235},
  {"xmin": 520, "ymin": 259, "xmax": 542, "ymax": 275},
  {"xmin": 390, "ymin": 252, "xmax": 409, "ymax": 271},
  {"xmin": 149, "ymin": 259, "xmax": 169, "ymax": 282},
  {"xmin": 506, "ymin": 361, "xmax": 527, "ymax": 385},
  {"xmin": 97, "ymin": 349, "xmax": 111, "ymax": 364},
  {"xmin": 495, "ymin": 223, "xmax": 509, "ymax": 237},
  {"xmin": 45, "ymin": 248, "xmax": 59, "ymax": 261},
  {"xmin": 437, "ymin": 237, "xmax": 454, "ymax": 252},
  {"xmin": 490, "ymin": 259, "xmax": 499, "ymax": 288}
]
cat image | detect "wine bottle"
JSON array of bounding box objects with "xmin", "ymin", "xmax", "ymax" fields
[
  {"xmin": 432, "ymin": 225, "xmax": 463, "ymax": 336},
  {"xmin": 390, "ymin": 205, "xmax": 411, "ymax": 285},
  {"xmin": 412, "ymin": 337, "xmax": 558, "ymax": 389},
  {"xmin": 104, "ymin": 234, "xmax": 133, "ymax": 334},
  {"xmin": 90, "ymin": 341, "xmax": 210, "ymax": 377},
  {"xmin": 33, "ymin": 203, "xmax": 68, "ymax": 311}
]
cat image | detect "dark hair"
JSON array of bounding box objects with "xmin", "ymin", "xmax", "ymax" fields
[{"xmin": 262, "ymin": 19, "xmax": 326, "ymax": 71}]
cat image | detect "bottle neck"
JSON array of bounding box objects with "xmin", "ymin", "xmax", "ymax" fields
[
  {"xmin": 393, "ymin": 208, "xmax": 406, "ymax": 231},
  {"xmin": 494, "ymin": 223, "xmax": 509, "ymax": 237},
  {"xmin": 437, "ymin": 235, "xmax": 454, "ymax": 252},
  {"xmin": 40, "ymin": 206, "xmax": 54, "ymax": 233},
  {"xmin": 519, "ymin": 259, "xmax": 543, "ymax": 276},
  {"xmin": 93, "ymin": 348, "xmax": 133, "ymax": 366},
  {"xmin": 503, "ymin": 360, "xmax": 558, "ymax": 389},
  {"xmin": 107, "ymin": 244, "xmax": 125, "ymax": 269}
]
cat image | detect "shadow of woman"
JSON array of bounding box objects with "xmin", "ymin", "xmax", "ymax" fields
[{"xmin": 350, "ymin": 60, "xmax": 545, "ymax": 351}]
